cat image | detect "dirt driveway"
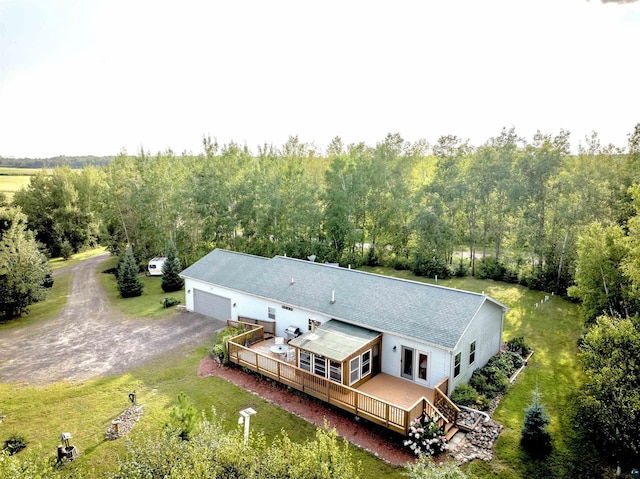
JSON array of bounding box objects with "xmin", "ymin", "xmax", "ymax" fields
[{"xmin": 0, "ymin": 253, "xmax": 225, "ymax": 384}]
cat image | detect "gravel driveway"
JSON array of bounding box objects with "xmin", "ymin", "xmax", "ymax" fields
[{"xmin": 0, "ymin": 253, "xmax": 224, "ymax": 384}]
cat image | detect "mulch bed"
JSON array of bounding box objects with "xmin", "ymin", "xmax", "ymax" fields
[{"xmin": 198, "ymin": 356, "xmax": 416, "ymax": 467}]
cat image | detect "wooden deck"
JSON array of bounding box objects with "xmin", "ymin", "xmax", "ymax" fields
[
  {"xmin": 226, "ymin": 320, "xmax": 459, "ymax": 436},
  {"xmin": 357, "ymin": 373, "xmax": 435, "ymax": 408}
]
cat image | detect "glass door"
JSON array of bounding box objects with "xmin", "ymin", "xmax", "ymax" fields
[
  {"xmin": 417, "ymin": 352, "xmax": 429, "ymax": 385},
  {"xmin": 401, "ymin": 346, "xmax": 414, "ymax": 380}
]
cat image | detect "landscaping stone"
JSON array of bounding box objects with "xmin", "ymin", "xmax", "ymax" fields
[
  {"xmin": 105, "ymin": 405, "xmax": 144, "ymax": 440},
  {"xmin": 449, "ymin": 419, "xmax": 504, "ymax": 465}
]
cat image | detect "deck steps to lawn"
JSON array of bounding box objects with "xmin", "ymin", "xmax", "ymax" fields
[{"xmin": 445, "ymin": 423, "xmax": 459, "ymax": 441}]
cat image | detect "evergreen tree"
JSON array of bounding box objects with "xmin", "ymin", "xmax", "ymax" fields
[
  {"xmin": 161, "ymin": 241, "xmax": 184, "ymax": 292},
  {"xmin": 117, "ymin": 248, "xmax": 143, "ymax": 298},
  {"xmin": 521, "ymin": 388, "xmax": 551, "ymax": 455}
]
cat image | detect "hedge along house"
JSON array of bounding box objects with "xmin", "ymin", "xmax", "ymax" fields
[{"xmin": 180, "ymin": 249, "xmax": 508, "ymax": 434}]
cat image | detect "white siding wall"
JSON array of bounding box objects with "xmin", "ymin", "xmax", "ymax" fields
[
  {"xmin": 184, "ymin": 278, "xmax": 331, "ymax": 336},
  {"xmin": 380, "ymin": 334, "xmax": 450, "ymax": 390},
  {"xmin": 449, "ymin": 300, "xmax": 504, "ymax": 393}
]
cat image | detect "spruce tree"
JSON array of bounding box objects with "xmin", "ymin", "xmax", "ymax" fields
[
  {"xmin": 161, "ymin": 241, "xmax": 184, "ymax": 293},
  {"xmin": 521, "ymin": 388, "xmax": 551, "ymax": 455},
  {"xmin": 117, "ymin": 248, "xmax": 143, "ymax": 298}
]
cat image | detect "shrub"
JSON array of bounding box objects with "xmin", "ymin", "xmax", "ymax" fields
[
  {"xmin": 403, "ymin": 414, "xmax": 447, "ymax": 456},
  {"xmin": 3, "ymin": 433, "xmax": 28, "ymax": 455},
  {"xmin": 506, "ymin": 336, "xmax": 531, "ymax": 358},
  {"xmin": 162, "ymin": 297, "xmax": 180, "ymax": 308},
  {"xmin": 486, "ymin": 351, "xmax": 523, "ymax": 378},
  {"xmin": 393, "ymin": 256, "xmax": 411, "ymax": 271},
  {"xmin": 59, "ymin": 240, "xmax": 73, "ymax": 260},
  {"xmin": 404, "ymin": 455, "xmax": 467, "ymax": 479},
  {"xmin": 450, "ymin": 384, "xmax": 479, "ymax": 406},
  {"xmin": 211, "ymin": 326, "xmax": 243, "ymax": 365},
  {"xmin": 475, "ymin": 394, "xmax": 491, "ymax": 410},
  {"xmin": 454, "ymin": 258, "xmax": 469, "ymax": 278},
  {"xmin": 469, "ymin": 366, "xmax": 509, "ymax": 399},
  {"xmin": 475, "ymin": 257, "xmax": 506, "ymax": 281},
  {"xmin": 412, "ymin": 254, "xmax": 452, "ymax": 279}
]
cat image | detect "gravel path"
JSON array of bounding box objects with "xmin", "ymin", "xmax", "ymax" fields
[{"xmin": 0, "ymin": 253, "xmax": 224, "ymax": 384}]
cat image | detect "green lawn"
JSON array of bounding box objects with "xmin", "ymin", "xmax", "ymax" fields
[
  {"xmin": 0, "ymin": 343, "xmax": 403, "ymax": 477},
  {"xmin": 49, "ymin": 247, "xmax": 108, "ymax": 271},
  {"xmin": 360, "ymin": 266, "xmax": 587, "ymax": 478},
  {"xmin": 97, "ymin": 256, "xmax": 184, "ymax": 319},
  {"xmin": 0, "ymin": 271, "xmax": 72, "ymax": 331}
]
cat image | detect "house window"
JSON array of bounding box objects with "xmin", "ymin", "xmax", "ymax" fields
[
  {"xmin": 268, "ymin": 307, "xmax": 276, "ymax": 320},
  {"xmin": 299, "ymin": 350, "xmax": 311, "ymax": 372},
  {"xmin": 361, "ymin": 350, "xmax": 371, "ymax": 377},
  {"xmin": 329, "ymin": 360, "xmax": 342, "ymax": 383},
  {"xmin": 454, "ymin": 352, "xmax": 462, "ymax": 378},
  {"xmin": 349, "ymin": 356, "xmax": 360, "ymax": 385},
  {"xmin": 314, "ymin": 355, "xmax": 327, "ymax": 377},
  {"xmin": 469, "ymin": 341, "xmax": 476, "ymax": 365}
]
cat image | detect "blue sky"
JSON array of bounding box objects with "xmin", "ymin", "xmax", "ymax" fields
[{"xmin": 0, "ymin": 0, "xmax": 638, "ymax": 157}]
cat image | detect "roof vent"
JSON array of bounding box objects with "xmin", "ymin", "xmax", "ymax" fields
[
  {"xmin": 330, "ymin": 290, "xmax": 336, "ymax": 304},
  {"xmin": 290, "ymin": 278, "xmax": 295, "ymax": 285}
]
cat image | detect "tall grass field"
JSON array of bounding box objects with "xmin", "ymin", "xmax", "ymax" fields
[{"xmin": 0, "ymin": 167, "xmax": 41, "ymax": 200}]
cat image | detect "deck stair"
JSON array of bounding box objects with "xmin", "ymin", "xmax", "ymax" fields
[{"xmin": 445, "ymin": 422, "xmax": 459, "ymax": 441}]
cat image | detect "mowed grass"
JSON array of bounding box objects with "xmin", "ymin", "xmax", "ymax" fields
[
  {"xmin": 0, "ymin": 271, "xmax": 72, "ymax": 331},
  {"xmin": 0, "ymin": 338, "xmax": 403, "ymax": 477},
  {"xmin": 360, "ymin": 266, "xmax": 585, "ymax": 478},
  {"xmin": 97, "ymin": 256, "xmax": 185, "ymax": 319},
  {"xmin": 49, "ymin": 246, "xmax": 109, "ymax": 271}
]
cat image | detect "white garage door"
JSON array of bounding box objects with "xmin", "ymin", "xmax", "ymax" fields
[{"xmin": 193, "ymin": 289, "xmax": 231, "ymax": 321}]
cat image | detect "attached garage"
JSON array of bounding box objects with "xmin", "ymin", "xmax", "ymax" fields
[{"xmin": 193, "ymin": 289, "xmax": 231, "ymax": 321}]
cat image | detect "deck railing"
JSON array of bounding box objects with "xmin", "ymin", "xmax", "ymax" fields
[
  {"xmin": 226, "ymin": 326, "xmax": 451, "ymax": 435},
  {"xmin": 432, "ymin": 377, "xmax": 460, "ymax": 424}
]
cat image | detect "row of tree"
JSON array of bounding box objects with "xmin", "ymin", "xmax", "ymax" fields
[
  {"xmin": 10, "ymin": 125, "xmax": 640, "ymax": 299},
  {"xmin": 0, "ymin": 155, "xmax": 114, "ymax": 169}
]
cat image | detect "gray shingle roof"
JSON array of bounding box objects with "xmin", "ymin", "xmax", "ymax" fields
[{"xmin": 180, "ymin": 249, "xmax": 507, "ymax": 350}]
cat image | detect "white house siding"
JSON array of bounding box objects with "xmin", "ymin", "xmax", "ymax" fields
[
  {"xmin": 380, "ymin": 334, "xmax": 450, "ymax": 390},
  {"xmin": 449, "ymin": 300, "xmax": 504, "ymax": 393},
  {"xmin": 184, "ymin": 278, "xmax": 332, "ymax": 336}
]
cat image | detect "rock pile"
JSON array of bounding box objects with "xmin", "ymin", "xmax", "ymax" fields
[
  {"xmin": 105, "ymin": 405, "xmax": 144, "ymax": 440},
  {"xmin": 451, "ymin": 420, "xmax": 503, "ymax": 465},
  {"xmin": 449, "ymin": 419, "xmax": 504, "ymax": 464},
  {"xmin": 457, "ymin": 409, "xmax": 481, "ymax": 430}
]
